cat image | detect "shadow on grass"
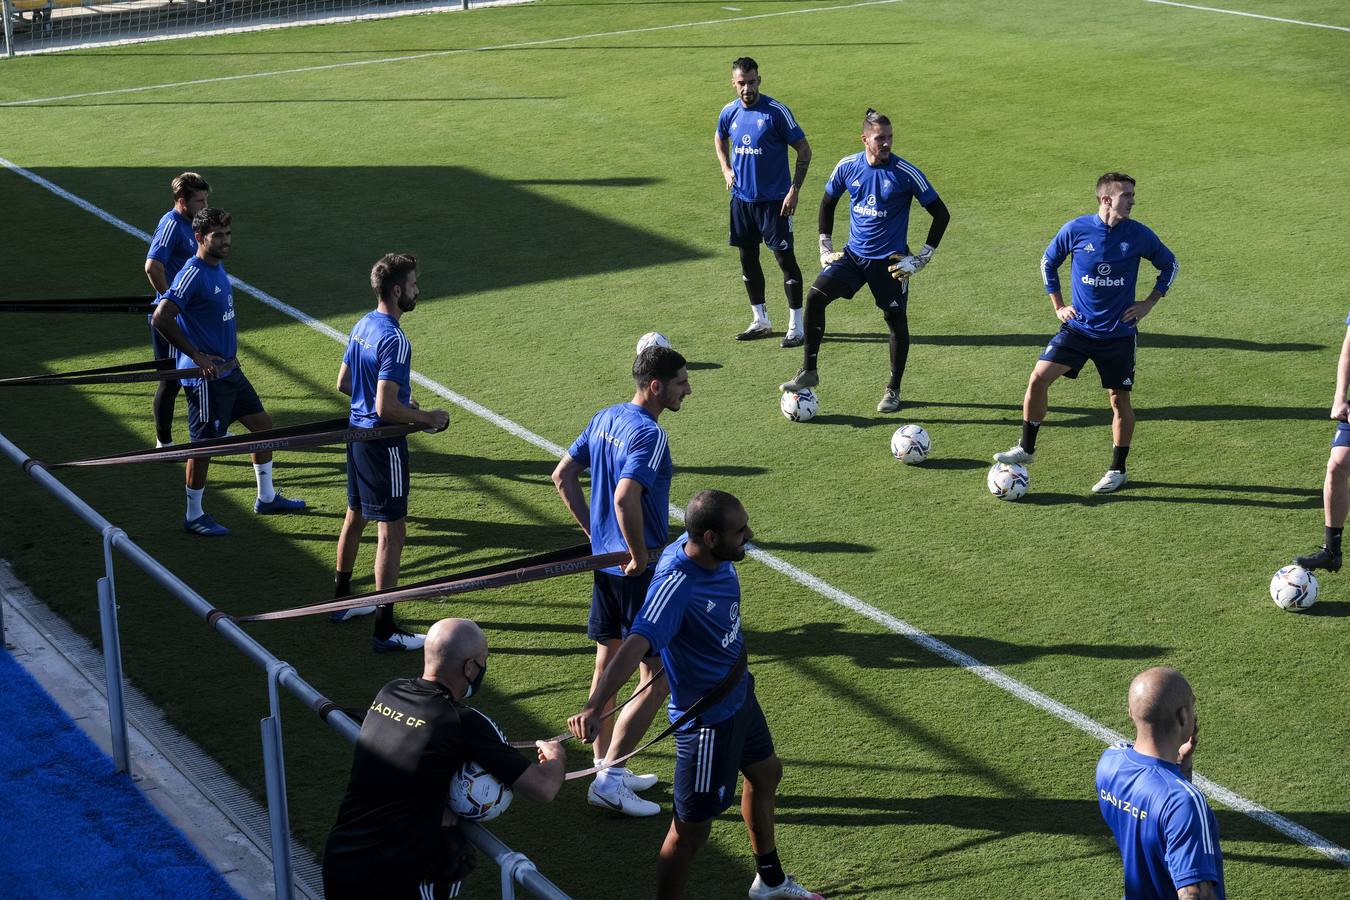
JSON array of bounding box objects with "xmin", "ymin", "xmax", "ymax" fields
[
  {"xmin": 824, "ymin": 332, "xmax": 1324, "ymax": 352},
  {"xmin": 753, "ymin": 539, "xmax": 875, "ymax": 554},
  {"xmin": 1018, "ymin": 482, "xmax": 1318, "ymax": 510},
  {"xmin": 902, "ymin": 399, "xmax": 1328, "ymax": 429}
]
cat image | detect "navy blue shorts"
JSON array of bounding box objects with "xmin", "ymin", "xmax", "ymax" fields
[
  {"xmin": 183, "ymin": 370, "xmax": 263, "ymax": 441},
  {"xmin": 147, "ymin": 311, "xmax": 174, "ymax": 362},
  {"xmin": 1039, "ymin": 325, "xmax": 1136, "ymax": 390},
  {"xmin": 1332, "ymin": 423, "xmax": 1350, "ymax": 449},
  {"xmin": 589, "ymin": 569, "xmax": 654, "ymax": 643},
  {"xmin": 814, "ymin": 248, "xmax": 908, "ymax": 313},
  {"xmin": 673, "ymin": 677, "xmax": 774, "ymax": 823},
  {"xmin": 729, "ymin": 198, "xmax": 793, "ymax": 251},
  {"xmin": 347, "ymin": 436, "xmax": 409, "ymax": 522}
]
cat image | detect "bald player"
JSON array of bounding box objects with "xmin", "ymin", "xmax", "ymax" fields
[
  {"xmin": 324, "ymin": 619, "xmax": 565, "ymax": 900},
  {"xmin": 1096, "ymin": 667, "xmax": 1225, "ymax": 900}
]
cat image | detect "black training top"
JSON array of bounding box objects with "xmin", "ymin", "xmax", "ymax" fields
[{"xmin": 323, "ymin": 677, "xmax": 530, "ymax": 880}]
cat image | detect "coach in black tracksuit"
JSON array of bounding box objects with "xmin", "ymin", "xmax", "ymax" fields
[{"xmin": 323, "ymin": 618, "xmax": 565, "ymax": 899}]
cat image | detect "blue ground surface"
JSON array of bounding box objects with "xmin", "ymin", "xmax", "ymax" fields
[{"xmin": 0, "ymin": 649, "xmax": 240, "ymax": 900}]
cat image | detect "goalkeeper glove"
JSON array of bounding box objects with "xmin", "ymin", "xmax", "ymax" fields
[
  {"xmin": 819, "ymin": 235, "xmax": 844, "ymax": 269},
  {"xmin": 886, "ymin": 244, "xmax": 936, "ymax": 282}
]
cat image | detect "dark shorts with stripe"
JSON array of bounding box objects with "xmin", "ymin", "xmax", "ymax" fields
[
  {"xmin": 814, "ymin": 247, "xmax": 909, "ymax": 312},
  {"xmin": 729, "ymin": 198, "xmax": 793, "ymax": 251},
  {"xmin": 1039, "ymin": 324, "xmax": 1136, "ymax": 390},
  {"xmin": 183, "ymin": 370, "xmax": 264, "ymax": 441},
  {"xmin": 1332, "ymin": 423, "xmax": 1350, "ymax": 449},
  {"xmin": 347, "ymin": 435, "xmax": 410, "ymax": 521},
  {"xmin": 672, "ymin": 676, "xmax": 774, "ymax": 823},
  {"xmin": 589, "ymin": 568, "xmax": 654, "ymax": 644}
]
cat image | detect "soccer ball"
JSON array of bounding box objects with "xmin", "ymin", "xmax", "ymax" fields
[
  {"xmin": 635, "ymin": 332, "xmax": 672, "ymax": 355},
  {"xmin": 448, "ymin": 760, "xmax": 514, "ymax": 821},
  {"xmin": 780, "ymin": 388, "xmax": 819, "ymax": 422},
  {"xmin": 1270, "ymin": 564, "xmax": 1318, "ymax": 611},
  {"xmin": 987, "ymin": 463, "xmax": 1029, "ymax": 501},
  {"xmin": 890, "ymin": 424, "xmax": 931, "ymax": 464}
]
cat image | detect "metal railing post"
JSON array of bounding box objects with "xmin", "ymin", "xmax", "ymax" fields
[
  {"xmin": 260, "ymin": 660, "xmax": 296, "ymax": 900},
  {"xmin": 97, "ymin": 525, "xmax": 130, "ymax": 773},
  {"xmin": 2, "ymin": 0, "xmax": 16, "ymax": 59}
]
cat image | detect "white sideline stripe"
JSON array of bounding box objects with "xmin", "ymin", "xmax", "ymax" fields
[
  {"xmin": 1145, "ymin": 0, "xmax": 1350, "ymax": 32},
  {"xmin": 0, "ymin": 0, "xmax": 902, "ymax": 107},
  {"xmin": 2, "ymin": 153, "xmax": 1347, "ymax": 870}
]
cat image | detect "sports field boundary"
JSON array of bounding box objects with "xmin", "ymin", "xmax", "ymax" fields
[
  {"xmin": 1144, "ymin": 0, "xmax": 1350, "ymax": 33},
  {"xmin": 2, "ymin": 149, "xmax": 1347, "ymax": 868}
]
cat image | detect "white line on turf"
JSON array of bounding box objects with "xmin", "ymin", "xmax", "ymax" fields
[
  {"xmin": 1145, "ymin": 0, "xmax": 1350, "ymax": 32},
  {"xmin": 0, "ymin": 0, "xmax": 901, "ymax": 107},
  {"xmin": 2, "ymin": 151, "xmax": 1347, "ymax": 869}
]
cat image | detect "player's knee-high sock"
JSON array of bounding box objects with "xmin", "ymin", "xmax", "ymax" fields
[
  {"xmin": 373, "ymin": 604, "xmax": 395, "ymax": 640},
  {"xmin": 153, "ymin": 379, "xmax": 180, "ymax": 446},
  {"xmin": 803, "ymin": 288, "xmax": 830, "ymax": 370},
  {"xmin": 1111, "ymin": 445, "xmax": 1130, "ymax": 472},
  {"xmin": 738, "ymin": 245, "xmax": 767, "ymax": 315},
  {"xmin": 334, "ymin": 570, "xmax": 353, "ymax": 598},
  {"xmin": 772, "ymin": 249, "xmax": 804, "ymax": 334},
  {"xmin": 1326, "ymin": 526, "xmax": 1344, "ymax": 555},
  {"xmin": 884, "ymin": 310, "xmax": 910, "ymax": 392}
]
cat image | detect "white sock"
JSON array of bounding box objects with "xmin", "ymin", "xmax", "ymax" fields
[
  {"xmin": 751, "ymin": 303, "xmax": 769, "ymax": 326},
  {"xmin": 186, "ymin": 486, "xmax": 205, "ymax": 520},
  {"xmin": 594, "ymin": 764, "xmax": 622, "ymax": 793},
  {"xmin": 788, "ymin": 307, "xmax": 804, "ymax": 334},
  {"xmin": 254, "ymin": 461, "xmax": 276, "ymax": 502}
]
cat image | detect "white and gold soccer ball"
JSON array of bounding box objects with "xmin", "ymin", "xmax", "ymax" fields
[
  {"xmin": 890, "ymin": 424, "xmax": 931, "ymax": 464},
  {"xmin": 1269, "ymin": 564, "xmax": 1318, "ymax": 611},
  {"xmin": 780, "ymin": 388, "xmax": 819, "ymax": 422},
  {"xmin": 448, "ymin": 760, "xmax": 514, "ymax": 822},
  {"xmin": 987, "ymin": 463, "xmax": 1029, "ymax": 501},
  {"xmin": 636, "ymin": 332, "xmax": 672, "ymax": 355}
]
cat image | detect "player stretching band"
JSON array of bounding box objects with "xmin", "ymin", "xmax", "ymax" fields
[
  {"xmin": 570, "ymin": 491, "xmax": 824, "ymax": 900},
  {"xmin": 993, "ymin": 172, "xmax": 1178, "ymax": 493},
  {"xmin": 714, "ymin": 56, "xmax": 812, "ymax": 346},
  {"xmin": 780, "ymin": 108, "xmax": 950, "ymax": 413},
  {"xmin": 151, "ymin": 207, "xmax": 306, "ymax": 536}
]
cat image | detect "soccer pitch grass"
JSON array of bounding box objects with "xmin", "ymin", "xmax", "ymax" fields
[{"xmin": 1, "ymin": 0, "xmax": 1347, "ymax": 896}]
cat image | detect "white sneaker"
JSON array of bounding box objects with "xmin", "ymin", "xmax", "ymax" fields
[
  {"xmin": 993, "ymin": 444, "xmax": 1035, "ymax": 465},
  {"xmin": 748, "ymin": 874, "xmax": 825, "ymax": 899},
  {"xmin": 620, "ymin": 768, "xmax": 659, "ymax": 792},
  {"xmin": 371, "ymin": 628, "xmax": 426, "ymax": 653},
  {"xmin": 587, "ymin": 780, "xmax": 660, "ymax": 817},
  {"xmin": 1091, "ymin": 469, "xmax": 1128, "ymax": 494}
]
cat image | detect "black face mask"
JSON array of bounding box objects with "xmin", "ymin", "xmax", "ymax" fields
[{"xmin": 464, "ymin": 658, "xmax": 487, "ymax": 699}]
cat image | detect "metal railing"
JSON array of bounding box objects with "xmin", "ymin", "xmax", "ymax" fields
[{"xmin": 0, "ymin": 429, "xmax": 570, "ymax": 900}]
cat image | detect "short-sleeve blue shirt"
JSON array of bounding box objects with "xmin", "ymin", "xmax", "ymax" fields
[
  {"xmin": 1096, "ymin": 743, "xmax": 1225, "ymax": 900},
  {"xmin": 566, "ymin": 403, "xmax": 673, "ymax": 575},
  {"xmin": 716, "ymin": 94, "xmax": 805, "ymax": 203},
  {"xmin": 146, "ymin": 210, "xmax": 198, "ymax": 302},
  {"xmin": 1042, "ymin": 214, "xmax": 1178, "ymax": 339},
  {"xmin": 344, "ymin": 311, "xmax": 412, "ymax": 428},
  {"xmin": 630, "ymin": 539, "xmax": 748, "ymax": 728},
  {"xmin": 824, "ymin": 152, "xmax": 939, "ymax": 259},
  {"xmin": 163, "ymin": 257, "xmax": 236, "ymax": 387}
]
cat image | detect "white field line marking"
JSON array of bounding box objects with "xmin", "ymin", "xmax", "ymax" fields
[
  {"xmin": 3, "ymin": 152, "xmax": 1347, "ymax": 869},
  {"xmin": 0, "ymin": 0, "xmax": 901, "ymax": 107},
  {"xmin": 1145, "ymin": 0, "xmax": 1350, "ymax": 32}
]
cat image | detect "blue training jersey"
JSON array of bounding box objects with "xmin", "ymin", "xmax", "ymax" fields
[
  {"xmin": 344, "ymin": 311, "xmax": 412, "ymax": 428},
  {"xmin": 1096, "ymin": 743, "xmax": 1225, "ymax": 900},
  {"xmin": 567, "ymin": 403, "xmax": 672, "ymax": 576},
  {"xmin": 145, "ymin": 209, "xmax": 198, "ymax": 302},
  {"xmin": 824, "ymin": 151, "xmax": 939, "ymax": 259},
  {"xmin": 1042, "ymin": 214, "xmax": 1178, "ymax": 340},
  {"xmin": 630, "ymin": 539, "xmax": 748, "ymax": 728},
  {"xmin": 716, "ymin": 94, "xmax": 805, "ymax": 203},
  {"xmin": 163, "ymin": 257, "xmax": 236, "ymax": 387}
]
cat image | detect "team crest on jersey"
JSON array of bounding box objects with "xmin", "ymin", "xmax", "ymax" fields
[
  {"xmin": 757, "ymin": 116, "xmax": 766, "ymax": 129},
  {"xmin": 1121, "ymin": 242, "xmax": 1130, "ymax": 254}
]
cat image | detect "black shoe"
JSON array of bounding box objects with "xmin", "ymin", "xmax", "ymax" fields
[{"xmin": 1294, "ymin": 545, "xmax": 1342, "ymax": 572}]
